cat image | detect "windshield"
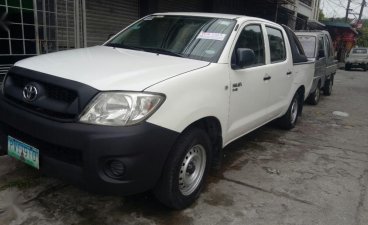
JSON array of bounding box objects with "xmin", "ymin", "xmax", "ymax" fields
[
  {"xmin": 297, "ymin": 35, "xmax": 316, "ymax": 58},
  {"xmin": 105, "ymin": 15, "xmax": 236, "ymax": 62},
  {"xmin": 352, "ymin": 48, "xmax": 368, "ymax": 54}
]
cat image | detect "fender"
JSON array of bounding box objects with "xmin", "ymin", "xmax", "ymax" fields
[{"xmin": 146, "ymin": 64, "xmax": 230, "ymax": 139}]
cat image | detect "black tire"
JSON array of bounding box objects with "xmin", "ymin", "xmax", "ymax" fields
[
  {"xmin": 363, "ymin": 64, "xmax": 368, "ymax": 71},
  {"xmin": 277, "ymin": 91, "xmax": 300, "ymax": 130},
  {"xmin": 323, "ymin": 78, "xmax": 333, "ymax": 96},
  {"xmin": 345, "ymin": 64, "xmax": 351, "ymax": 71},
  {"xmin": 154, "ymin": 128, "xmax": 212, "ymax": 209},
  {"xmin": 307, "ymin": 85, "xmax": 320, "ymax": 105}
]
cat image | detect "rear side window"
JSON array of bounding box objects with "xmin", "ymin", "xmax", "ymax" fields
[
  {"xmin": 266, "ymin": 27, "xmax": 286, "ymax": 63},
  {"xmin": 318, "ymin": 37, "xmax": 324, "ymax": 52},
  {"xmin": 234, "ymin": 24, "xmax": 265, "ymax": 66},
  {"xmin": 325, "ymin": 35, "xmax": 333, "ymax": 57}
]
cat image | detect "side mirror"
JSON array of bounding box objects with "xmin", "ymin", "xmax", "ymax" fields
[
  {"xmin": 235, "ymin": 48, "xmax": 255, "ymax": 69},
  {"xmin": 318, "ymin": 49, "xmax": 325, "ymax": 58}
]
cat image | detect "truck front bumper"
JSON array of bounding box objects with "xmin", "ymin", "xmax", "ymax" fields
[
  {"xmin": 0, "ymin": 97, "xmax": 179, "ymax": 195},
  {"xmin": 346, "ymin": 61, "xmax": 367, "ymax": 68}
]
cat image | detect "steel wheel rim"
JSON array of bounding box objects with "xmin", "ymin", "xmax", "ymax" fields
[
  {"xmin": 290, "ymin": 98, "xmax": 298, "ymax": 124},
  {"xmin": 179, "ymin": 144, "xmax": 206, "ymax": 196}
]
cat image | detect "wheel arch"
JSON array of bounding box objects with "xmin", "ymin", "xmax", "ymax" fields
[
  {"xmin": 162, "ymin": 116, "xmax": 224, "ymax": 172},
  {"xmin": 290, "ymin": 85, "xmax": 309, "ymax": 116},
  {"xmin": 296, "ymin": 85, "xmax": 305, "ymax": 115},
  {"xmin": 182, "ymin": 116, "xmax": 223, "ymax": 169}
]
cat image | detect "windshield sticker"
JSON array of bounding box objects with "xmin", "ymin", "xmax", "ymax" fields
[
  {"xmin": 219, "ymin": 21, "xmax": 231, "ymax": 26},
  {"xmin": 205, "ymin": 50, "xmax": 216, "ymax": 55},
  {"xmin": 197, "ymin": 32, "xmax": 227, "ymax": 41}
]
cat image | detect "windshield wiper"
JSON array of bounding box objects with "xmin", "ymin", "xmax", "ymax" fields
[
  {"xmin": 105, "ymin": 43, "xmax": 184, "ymax": 58},
  {"xmin": 140, "ymin": 47, "xmax": 184, "ymax": 57}
]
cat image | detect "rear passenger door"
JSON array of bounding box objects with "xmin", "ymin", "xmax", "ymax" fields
[{"xmin": 264, "ymin": 25, "xmax": 294, "ymax": 118}]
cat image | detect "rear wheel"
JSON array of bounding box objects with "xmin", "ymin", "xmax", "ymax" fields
[
  {"xmin": 323, "ymin": 77, "xmax": 333, "ymax": 96},
  {"xmin": 307, "ymin": 84, "xmax": 320, "ymax": 105},
  {"xmin": 363, "ymin": 64, "xmax": 368, "ymax": 71},
  {"xmin": 277, "ymin": 91, "xmax": 300, "ymax": 130},
  {"xmin": 345, "ymin": 64, "xmax": 351, "ymax": 71},
  {"xmin": 154, "ymin": 128, "xmax": 212, "ymax": 209}
]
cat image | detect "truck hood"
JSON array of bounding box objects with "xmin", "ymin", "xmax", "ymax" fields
[{"xmin": 15, "ymin": 46, "xmax": 210, "ymax": 91}]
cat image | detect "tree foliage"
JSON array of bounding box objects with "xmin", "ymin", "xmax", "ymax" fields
[
  {"xmin": 356, "ymin": 20, "xmax": 368, "ymax": 47},
  {"xmin": 319, "ymin": 10, "xmax": 325, "ymax": 21}
]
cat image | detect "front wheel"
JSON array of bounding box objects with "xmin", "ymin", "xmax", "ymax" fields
[
  {"xmin": 277, "ymin": 92, "xmax": 300, "ymax": 130},
  {"xmin": 154, "ymin": 128, "xmax": 212, "ymax": 209}
]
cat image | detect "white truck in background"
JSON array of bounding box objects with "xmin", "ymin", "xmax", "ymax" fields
[
  {"xmin": 345, "ymin": 47, "xmax": 368, "ymax": 71},
  {"xmin": 0, "ymin": 13, "xmax": 314, "ymax": 209}
]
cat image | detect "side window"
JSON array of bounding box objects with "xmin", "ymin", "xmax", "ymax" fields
[
  {"xmin": 317, "ymin": 36, "xmax": 324, "ymax": 58},
  {"xmin": 266, "ymin": 26, "xmax": 286, "ymax": 63},
  {"xmin": 318, "ymin": 37, "xmax": 324, "ymax": 52},
  {"xmin": 233, "ymin": 24, "xmax": 265, "ymax": 67},
  {"xmin": 325, "ymin": 35, "xmax": 333, "ymax": 57},
  {"xmin": 325, "ymin": 36, "xmax": 330, "ymax": 57}
]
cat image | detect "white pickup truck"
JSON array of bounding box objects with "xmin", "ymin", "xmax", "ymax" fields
[{"xmin": 0, "ymin": 13, "xmax": 313, "ymax": 209}]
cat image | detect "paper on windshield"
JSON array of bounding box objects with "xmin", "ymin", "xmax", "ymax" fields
[{"xmin": 196, "ymin": 32, "xmax": 227, "ymax": 41}]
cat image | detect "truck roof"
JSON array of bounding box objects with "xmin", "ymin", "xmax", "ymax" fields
[
  {"xmin": 153, "ymin": 12, "xmax": 276, "ymax": 25},
  {"xmin": 295, "ymin": 30, "xmax": 330, "ymax": 37}
]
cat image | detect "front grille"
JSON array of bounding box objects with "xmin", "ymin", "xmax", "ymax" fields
[
  {"xmin": 2, "ymin": 66, "xmax": 98, "ymax": 121},
  {"xmin": 0, "ymin": 64, "xmax": 12, "ymax": 86},
  {"xmin": 9, "ymin": 73, "xmax": 77, "ymax": 104},
  {"xmin": 48, "ymin": 85, "xmax": 77, "ymax": 103}
]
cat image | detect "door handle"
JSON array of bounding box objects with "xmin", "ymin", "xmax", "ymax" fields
[
  {"xmin": 286, "ymin": 71, "xmax": 292, "ymax": 75},
  {"xmin": 263, "ymin": 75, "xmax": 271, "ymax": 81}
]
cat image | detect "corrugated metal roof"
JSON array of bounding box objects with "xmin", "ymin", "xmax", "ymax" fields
[
  {"xmin": 322, "ymin": 21, "xmax": 352, "ymax": 28},
  {"xmin": 322, "ymin": 21, "xmax": 358, "ymax": 34}
]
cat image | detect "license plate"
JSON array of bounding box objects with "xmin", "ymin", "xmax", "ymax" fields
[{"xmin": 8, "ymin": 136, "xmax": 39, "ymax": 169}]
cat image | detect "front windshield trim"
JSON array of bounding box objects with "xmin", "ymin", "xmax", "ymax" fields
[{"xmin": 104, "ymin": 15, "xmax": 237, "ymax": 63}]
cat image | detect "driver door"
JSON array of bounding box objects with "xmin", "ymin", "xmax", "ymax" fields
[{"xmin": 227, "ymin": 23, "xmax": 271, "ymax": 141}]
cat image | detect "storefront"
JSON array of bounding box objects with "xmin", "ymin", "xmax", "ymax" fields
[{"xmin": 323, "ymin": 21, "xmax": 358, "ymax": 62}]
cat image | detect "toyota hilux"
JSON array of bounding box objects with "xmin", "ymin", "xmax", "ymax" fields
[{"xmin": 0, "ymin": 13, "xmax": 313, "ymax": 209}]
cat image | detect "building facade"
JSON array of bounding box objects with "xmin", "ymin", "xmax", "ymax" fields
[{"xmin": 0, "ymin": 0, "xmax": 321, "ymax": 78}]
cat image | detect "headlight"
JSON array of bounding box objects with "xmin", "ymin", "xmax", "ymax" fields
[{"xmin": 79, "ymin": 92, "xmax": 165, "ymax": 126}]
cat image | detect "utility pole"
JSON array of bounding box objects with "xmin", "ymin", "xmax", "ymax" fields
[
  {"xmin": 346, "ymin": 0, "xmax": 351, "ymax": 22},
  {"xmin": 358, "ymin": 0, "xmax": 366, "ymax": 21}
]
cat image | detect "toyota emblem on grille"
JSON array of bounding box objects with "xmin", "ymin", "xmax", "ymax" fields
[{"xmin": 23, "ymin": 84, "xmax": 38, "ymax": 102}]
